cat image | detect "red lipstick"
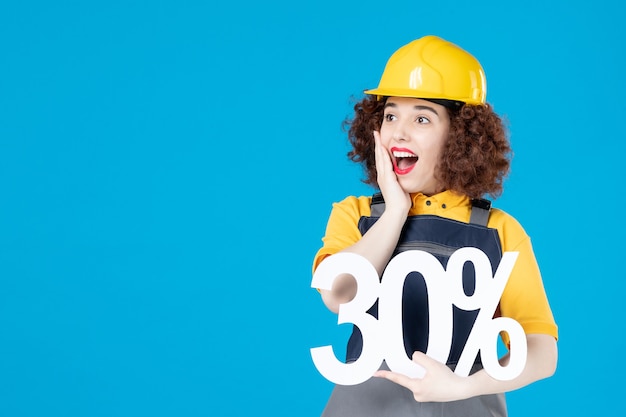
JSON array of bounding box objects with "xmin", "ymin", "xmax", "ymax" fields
[{"xmin": 390, "ymin": 147, "xmax": 418, "ymax": 175}]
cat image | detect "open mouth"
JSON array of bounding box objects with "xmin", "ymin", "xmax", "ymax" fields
[{"xmin": 391, "ymin": 148, "xmax": 418, "ymax": 175}]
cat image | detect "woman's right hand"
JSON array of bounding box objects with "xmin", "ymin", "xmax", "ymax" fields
[
  {"xmin": 374, "ymin": 131, "xmax": 411, "ymax": 216},
  {"xmin": 320, "ymin": 131, "xmax": 413, "ymax": 312}
]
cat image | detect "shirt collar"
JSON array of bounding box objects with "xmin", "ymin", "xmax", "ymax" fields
[{"xmin": 408, "ymin": 190, "xmax": 470, "ymax": 214}]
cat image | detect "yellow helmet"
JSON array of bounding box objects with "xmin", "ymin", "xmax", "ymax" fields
[{"xmin": 365, "ymin": 35, "xmax": 486, "ymax": 104}]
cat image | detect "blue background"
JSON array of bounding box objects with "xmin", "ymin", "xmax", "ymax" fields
[{"xmin": 0, "ymin": 1, "xmax": 624, "ymax": 416}]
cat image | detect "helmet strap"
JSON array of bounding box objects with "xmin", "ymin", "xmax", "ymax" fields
[{"xmin": 425, "ymin": 98, "xmax": 464, "ymax": 112}]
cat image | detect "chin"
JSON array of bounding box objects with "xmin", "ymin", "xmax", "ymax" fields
[
  {"xmin": 401, "ymin": 185, "xmax": 424, "ymax": 194},
  {"xmin": 397, "ymin": 179, "xmax": 422, "ymax": 194}
]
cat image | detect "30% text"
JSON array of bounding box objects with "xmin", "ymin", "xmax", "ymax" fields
[{"xmin": 311, "ymin": 247, "xmax": 527, "ymax": 385}]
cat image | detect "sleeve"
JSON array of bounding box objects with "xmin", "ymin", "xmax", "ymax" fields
[
  {"xmin": 496, "ymin": 215, "xmax": 559, "ymax": 343},
  {"xmin": 311, "ymin": 196, "xmax": 369, "ymax": 274}
]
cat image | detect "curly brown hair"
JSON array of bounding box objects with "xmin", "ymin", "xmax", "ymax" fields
[{"xmin": 344, "ymin": 95, "xmax": 512, "ymax": 199}]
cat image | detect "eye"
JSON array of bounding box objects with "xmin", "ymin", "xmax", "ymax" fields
[
  {"xmin": 383, "ymin": 113, "xmax": 396, "ymax": 122},
  {"xmin": 416, "ymin": 116, "xmax": 430, "ymax": 124}
]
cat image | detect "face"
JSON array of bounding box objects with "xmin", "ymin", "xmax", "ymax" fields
[{"xmin": 379, "ymin": 97, "xmax": 450, "ymax": 195}]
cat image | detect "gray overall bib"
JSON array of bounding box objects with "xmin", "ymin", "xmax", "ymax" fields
[{"xmin": 321, "ymin": 194, "xmax": 508, "ymax": 417}]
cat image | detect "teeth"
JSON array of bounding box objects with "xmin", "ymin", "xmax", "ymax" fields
[{"xmin": 393, "ymin": 151, "xmax": 417, "ymax": 158}]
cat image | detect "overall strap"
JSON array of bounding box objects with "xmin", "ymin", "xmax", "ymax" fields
[
  {"xmin": 370, "ymin": 192, "xmax": 385, "ymax": 217},
  {"xmin": 369, "ymin": 193, "xmax": 492, "ymax": 227},
  {"xmin": 469, "ymin": 198, "xmax": 492, "ymax": 227}
]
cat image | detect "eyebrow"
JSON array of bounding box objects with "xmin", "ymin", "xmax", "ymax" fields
[{"xmin": 384, "ymin": 102, "xmax": 440, "ymax": 116}]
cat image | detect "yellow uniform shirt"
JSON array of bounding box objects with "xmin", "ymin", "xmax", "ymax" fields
[{"xmin": 313, "ymin": 190, "xmax": 558, "ymax": 341}]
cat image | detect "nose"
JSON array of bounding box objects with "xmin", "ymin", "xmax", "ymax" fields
[{"xmin": 391, "ymin": 120, "xmax": 409, "ymax": 142}]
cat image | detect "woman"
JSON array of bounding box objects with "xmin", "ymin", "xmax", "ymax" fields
[{"xmin": 313, "ymin": 35, "xmax": 558, "ymax": 416}]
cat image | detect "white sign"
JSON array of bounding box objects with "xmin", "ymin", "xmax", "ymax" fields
[{"xmin": 311, "ymin": 248, "xmax": 527, "ymax": 385}]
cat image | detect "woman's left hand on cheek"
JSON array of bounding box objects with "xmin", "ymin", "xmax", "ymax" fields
[{"xmin": 373, "ymin": 351, "xmax": 468, "ymax": 403}]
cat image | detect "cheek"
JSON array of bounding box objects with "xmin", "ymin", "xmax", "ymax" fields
[
  {"xmin": 422, "ymin": 143, "xmax": 445, "ymax": 167},
  {"xmin": 430, "ymin": 132, "xmax": 448, "ymax": 158},
  {"xmin": 378, "ymin": 128, "xmax": 393, "ymax": 147}
]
